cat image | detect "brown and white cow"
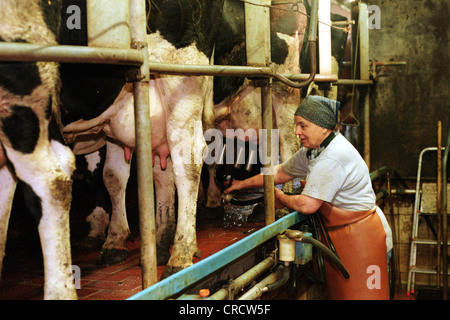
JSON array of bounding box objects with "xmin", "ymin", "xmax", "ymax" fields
[
  {"xmin": 204, "ymin": 1, "xmax": 307, "ymax": 210},
  {"xmin": 0, "ymin": 0, "xmax": 77, "ymax": 299}
]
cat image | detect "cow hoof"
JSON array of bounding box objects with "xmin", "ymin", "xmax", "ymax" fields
[
  {"xmin": 157, "ymin": 250, "xmax": 170, "ymax": 266},
  {"xmin": 160, "ymin": 266, "xmax": 184, "ymax": 280},
  {"xmin": 98, "ymin": 249, "xmax": 128, "ymax": 266},
  {"xmin": 78, "ymin": 237, "xmax": 104, "ymax": 250}
]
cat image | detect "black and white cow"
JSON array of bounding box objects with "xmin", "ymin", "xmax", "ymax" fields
[
  {"xmin": 0, "ymin": 0, "xmax": 136, "ymax": 299},
  {"xmin": 0, "ymin": 0, "xmax": 77, "ymax": 299},
  {"xmin": 204, "ymin": 0, "xmax": 306, "ymax": 209},
  {"xmin": 61, "ymin": 0, "xmax": 224, "ymax": 278}
]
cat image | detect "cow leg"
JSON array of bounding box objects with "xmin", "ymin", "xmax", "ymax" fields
[
  {"xmin": 203, "ymin": 163, "xmax": 224, "ymax": 219},
  {"xmin": 43, "ymin": 140, "xmax": 78, "ymax": 299},
  {"xmin": 100, "ymin": 139, "xmax": 130, "ymax": 265},
  {"xmin": 3, "ymin": 137, "xmax": 77, "ymax": 299},
  {"xmin": 162, "ymin": 114, "xmax": 205, "ymax": 278},
  {"xmin": 153, "ymin": 156, "xmax": 176, "ymax": 266},
  {"xmin": 83, "ymin": 149, "xmax": 110, "ymax": 249},
  {"xmin": 205, "ymin": 163, "xmax": 222, "ymax": 209},
  {"xmin": 0, "ymin": 165, "xmax": 17, "ymax": 282}
]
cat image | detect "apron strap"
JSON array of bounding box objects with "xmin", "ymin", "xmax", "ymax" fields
[{"xmin": 319, "ymin": 202, "xmax": 376, "ymax": 228}]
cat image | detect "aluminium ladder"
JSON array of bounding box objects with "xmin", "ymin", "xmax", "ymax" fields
[{"xmin": 407, "ymin": 147, "xmax": 449, "ymax": 295}]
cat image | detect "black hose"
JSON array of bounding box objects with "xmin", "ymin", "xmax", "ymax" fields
[
  {"xmin": 309, "ymin": 215, "xmax": 325, "ymax": 284},
  {"xmin": 315, "ymin": 213, "xmax": 340, "ymax": 260},
  {"xmin": 265, "ymin": 264, "xmax": 291, "ymax": 292},
  {"xmin": 301, "ymin": 236, "xmax": 350, "ymax": 279}
]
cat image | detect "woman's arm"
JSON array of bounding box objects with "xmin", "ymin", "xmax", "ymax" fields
[
  {"xmin": 274, "ymin": 188, "xmax": 323, "ymax": 214},
  {"xmin": 224, "ymin": 164, "xmax": 293, "ymax": 194}
]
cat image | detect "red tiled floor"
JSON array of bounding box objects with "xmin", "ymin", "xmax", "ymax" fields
[{"xmin": 0, "ymin": 218, "xmax": 263, "ymax": 300}]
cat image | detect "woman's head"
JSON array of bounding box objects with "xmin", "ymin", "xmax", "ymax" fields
[
  {"xmin": 294, "ymin": 115, "xmax": 331, "ymax": 149},
  {"xmin": 294, "ymin": 96, "xmax": 340, "ymax": 129},
  {"xmin": 294, "ymin": 96, "xmax": 340, "ymax": 149}
]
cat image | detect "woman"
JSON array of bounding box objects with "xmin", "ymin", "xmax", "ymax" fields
[{"xmin": 224, "ymin": 95, "xmax": 392, "ymax": 300}]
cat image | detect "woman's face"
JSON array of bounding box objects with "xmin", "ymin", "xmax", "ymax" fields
[{"xmin": 294, "ymin": 115, "xmax": 330, "ymax": 149}]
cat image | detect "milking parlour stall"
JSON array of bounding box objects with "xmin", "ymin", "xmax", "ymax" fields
[{"xmin": 0, "ymin": 0, "xmax": 448, "ymax": 315}]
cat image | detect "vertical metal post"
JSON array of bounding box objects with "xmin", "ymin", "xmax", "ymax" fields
[
  {"xmin": 318, "ymin": 0, "xmax": 332, "ymax": 75},
  {"xmin": 437, "ymin": 121, "xmax": 442, "ymax": 287},
  {"xmin": 442, "ymin": 128, "xmax": 450, "ymax": 300},
  {"xmin": 358, "ymin": 3, "xmax": 370, "ymax": 81},
  {"xmin": 352, "ymin": 2, "xmax": 371, "ymax": 167},
  {"xmin": 358, "ymin": 3, "xmax": 371, "ymax": 167},
  {"xmin": 363, "ymin": 87, "xmax": 370, "ymax": 168},
  {"xmin": 245, "ymin": 0, "xmax": 274, "ymax": 225},
  {"xmin": 261, "ymin": 83, "xmax": 275, "ymax": 225},
  {"xmin": 129, "ymin": 0, "xmax": 157, "ymax": 289}
]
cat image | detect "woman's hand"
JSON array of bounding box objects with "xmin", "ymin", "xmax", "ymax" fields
[{"xmin": 224, "ymin": 179, "xmax": 243, "ymax": 194}]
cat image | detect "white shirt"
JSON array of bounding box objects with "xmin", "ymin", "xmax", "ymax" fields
[{"xmin": 281, "ymin": 133, "xmax": 392, "ymax": 251}]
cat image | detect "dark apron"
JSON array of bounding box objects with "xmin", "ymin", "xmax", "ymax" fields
[{"xmin": 318, "ymin": 202, "xmax": 389, "ymax": 300}]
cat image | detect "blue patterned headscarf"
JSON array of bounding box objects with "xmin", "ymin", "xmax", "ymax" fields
[{"xmin": 294, "ymin": 96, "xmax": 340, "ymax": 129}]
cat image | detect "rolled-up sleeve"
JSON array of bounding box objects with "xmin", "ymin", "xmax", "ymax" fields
[{"xmin": 281, "ymin": 149, "xmax": 308, "ymax": 179}]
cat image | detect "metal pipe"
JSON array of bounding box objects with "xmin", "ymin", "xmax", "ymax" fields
[
  {"xmin": 149, "ymin": 62, "xmax": 336, "ymax": 82},
  {"xmin": 284, "ymin": 0, "xmax": 318, "ymax": 88},
  {"xmin": 335, "ymin": 79, "xmax": 373, "ymax": 86},
  {"xmin": 149, "ymin": 62, "xmax": 379, "ymax": 85},
  {"xmin": 0, "ymin": 42, "xmax": 341, "ymax": 86},
  {"xmin": 389, "ymin": 189, "xmax": 416, "ymax": 195},
  {"xmin": 370, "ymin": 166, "xmax": 388, "ymax": 181},
  {"xmin": 442, "ymin": 128, "xmax": 449, "ymax": 300},
  {"xmin": 363, "ymin": 87, "xmax": 370, "ymax": 167},
  {"xmin": 261, "ymin": 83, "xmax": 275, "ymax": 225},
  {"xmin": 238, "ymin": 265, "xmax": 284, "ymax": 300},
  {"xmin": 376, "ymin": 190, "xmax": 387, "ymax": 202},
  {"xmin": 0, "ymin": 42, "xmax": 143, "ymax": 65},
  {"xmin": 128, "ymin": 211, "xmax": 306, "ymax": 300},
  {"xmin": 130, "ymin": 0, "xmax": 158, "ymax": 289},
  {"xmin": 274, "ymin": 42, "xmax": 316, "ymax": 88},
  {"xmin": 437, "ymin": 121, "xmax": 442, "ymax": 287},
  {"xmin": 374, "ymin": 61, "xmax": 407, "ymax": 67},
  {"xmin": 208, "ymin": 255, "xmax": 276, "ymax": 300}
]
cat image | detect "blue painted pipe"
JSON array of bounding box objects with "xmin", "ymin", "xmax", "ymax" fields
[{"xmin": 128, "ymin": 211, "xmax": 307, "ymax": 300}]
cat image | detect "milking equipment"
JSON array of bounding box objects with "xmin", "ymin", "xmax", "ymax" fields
[
  {"xmin": 215, "ymin": 141, "xmax": 266, "ymax": 206},
  {"xmin": 208, "ymin": 145, "xmax": 348, "ymax": 299}
]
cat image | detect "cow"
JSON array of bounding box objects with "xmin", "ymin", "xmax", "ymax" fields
[
  {"xmin": 61, "ymin": 0, "xmax": 223, "ymax": 278},
  {"xmin": 203, "ymin": 0, "xmax": 306, "ymax": 212},
  {"xmin": 0, "ymin": 0, "xmax": 77, "ymax": 299},
  {"xmin": 205, "ymin": 1, "xmax": 350, "ymax": 214}
]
